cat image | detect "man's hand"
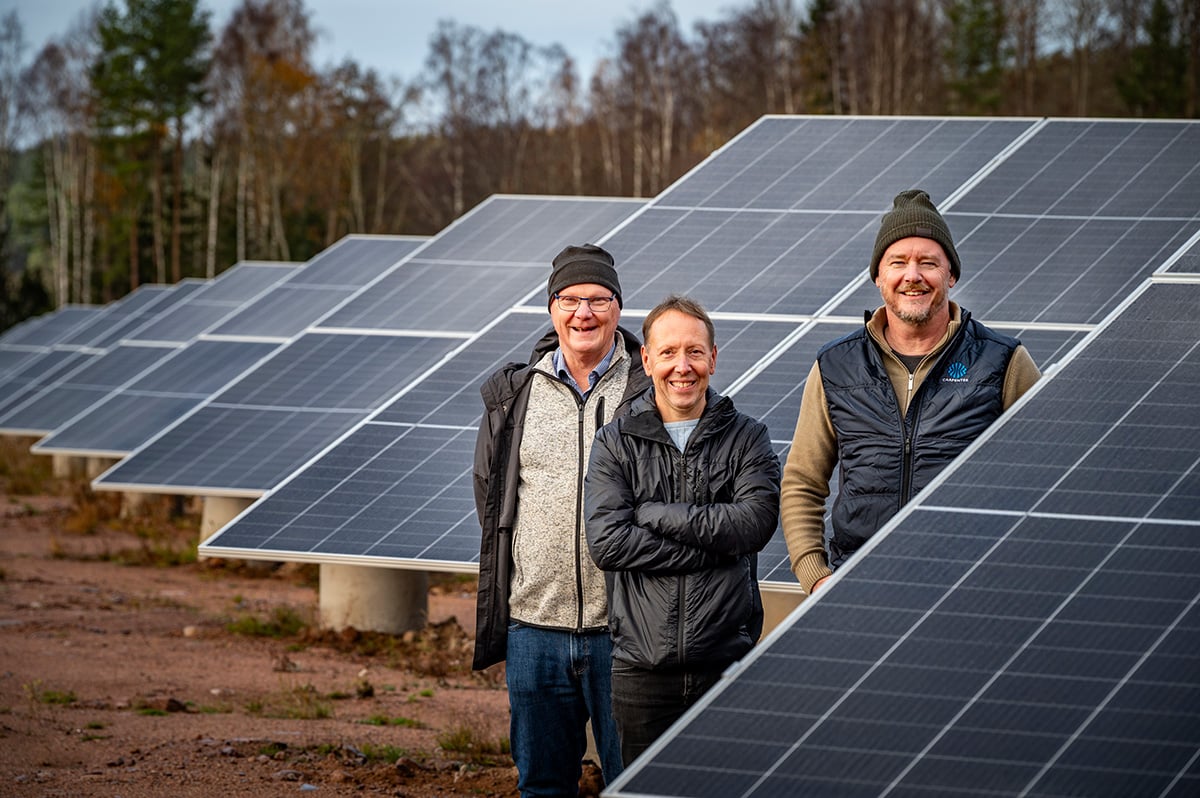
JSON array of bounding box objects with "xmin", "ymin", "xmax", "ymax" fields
[{"xmin": 810, "ymin": 574, "xmax": 831, "ymax": 594}]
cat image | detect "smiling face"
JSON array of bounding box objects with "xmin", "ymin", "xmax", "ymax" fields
[
  {"xmin": 875, "ymin": 236, "xmax": 956, "ymax": 328},
  {"xmin": 642, "ymin": 309, "xmax": 717, "ymax": 422},
  {"xmin": 550, "ymin": 282, "xmax": 621, "ymax": 366}
]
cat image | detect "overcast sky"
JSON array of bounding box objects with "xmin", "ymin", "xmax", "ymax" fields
[{"xmin": 13, "ymin": 0, "xmax": 743, "ymax": 83}]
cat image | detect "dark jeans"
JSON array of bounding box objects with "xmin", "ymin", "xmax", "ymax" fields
[
  {"xmin": 505, "ymin": 623, "xmax": 623, "ymax": 797},
  {"xmin": 610, "ymin": 660, "xmax": 726, "ymax": 767}
]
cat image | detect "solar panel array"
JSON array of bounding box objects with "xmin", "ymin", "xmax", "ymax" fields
[
  {"xmin": 203, "ymin": 117, "xmax": 1163, "ymax": 587},
  {"xmin": 93, "ymin": 196, "xmax": 645, "ymax": 496}
]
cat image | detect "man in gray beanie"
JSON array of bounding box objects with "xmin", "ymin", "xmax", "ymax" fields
[
  {"xmin": 781, "ymin": 189, "xmax": 1041, "ymax": 595},
  {"xmin": 473, "ymin": 242, "xmax": 647, "ymax": 795}
]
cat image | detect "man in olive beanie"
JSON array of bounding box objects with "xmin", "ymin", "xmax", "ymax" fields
[
  {"xmin": 547, "ymin": 243, "xmax": 624, "ymax": 308},
  {"xmin": 781, "ymin": 188, "xmax": 1041, "ymax": 597},
  {"xmin": 869, "ymin": 189, "xmax": 961, "ymax": 281}
]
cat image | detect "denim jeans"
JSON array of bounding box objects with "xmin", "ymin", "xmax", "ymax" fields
[
  {"xmin": 610, "ymin": 660, "xmax": 726, "ymax": 767},
  {"xmin": 505, "ymin": 623, "xmax": 623, "ymax": 797}
]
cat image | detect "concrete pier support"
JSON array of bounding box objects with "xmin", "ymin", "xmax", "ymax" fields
[
  {"xmin": 760, "ymin": 587, "xmax": 804, "ymax": 638},
  {"xmin": 199, "ymin": 495, "xmax": 254, "ymax": 543},
  {"xmin": 52, "ymin": 454, "xmax": 114, "ymax": 480},
  {"xmin": 319, "ymin": 564, "xmax": 428, "ymax": 634}
]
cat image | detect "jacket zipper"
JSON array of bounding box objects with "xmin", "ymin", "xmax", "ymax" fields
[
  {"xmin": 675, "ymin": 443, "xmax": 687, "ymax": 666},
  {"xmin": 573, "ymin": 398, "xmax": 586, "ymax": 631},
  {"xmin": 555, "ymin": 366, "xmax": 615, "ymax": 634}
]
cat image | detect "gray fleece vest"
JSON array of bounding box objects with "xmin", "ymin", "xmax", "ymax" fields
[{"xmin": 508, "ymin": 344, "xmax": 631, "ymax": 630}]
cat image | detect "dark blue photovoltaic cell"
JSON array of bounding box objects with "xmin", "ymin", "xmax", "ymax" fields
[
  {"xmin": 208, "ymin": 284, "xmax": 360, "ymax": 338},
  {"xmin": 411, "ymin": 196, "xmax": 643, "ymax": 262},
  {"xmin": 320, "ymin": 262, "xmax": 548, "ymax": 332},
  {"xmin": 613, "ymin": 210, "xmax": 876, "ymax": 315},
  {"xmin": 608, "ymin": 281, "xmax": 1200, "ymax": 798},
  {"xmin": 114, "ymin": 264, "xmax": 296, "ymax": 344},
  {"xmin": 214, "ymin": 333, "xmax": 456, "ymax": 410},
  {"xmin": 1170, "ymin": 240, "xmax": 1200, "ymax": 273},
  {"xmin": 372, "ymin": 314, "xmax": 550, "ymax": 427},
  {"xmin": 34, "ymin": 395, "xmax": 215, "ymax": 456},
  {"xmin": 89, "ymin": 283, "xmax": 208, "ymax": 347}
]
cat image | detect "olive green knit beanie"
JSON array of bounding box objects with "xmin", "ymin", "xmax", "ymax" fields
[{"xmin": 869, "ymin": 189, "xmax": 961, "ymax": 280}]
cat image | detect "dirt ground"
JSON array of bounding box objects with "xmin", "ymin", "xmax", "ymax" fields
[{"xmin": 0, "ymin": 443, "xmax": 605, "ymax": 797}]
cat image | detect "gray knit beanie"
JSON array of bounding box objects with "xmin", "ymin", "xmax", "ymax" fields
[
  {"xmin": 547, "ymin": 243, "xmax": 622, "ymax": 308},
  {"xmin": 870, "ymin": 190, "xmax": 961, "ymax": 280}
]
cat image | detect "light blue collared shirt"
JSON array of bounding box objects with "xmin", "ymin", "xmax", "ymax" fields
[{"xmin": 553, "ymin": 341, "xmax": 617, "ymax": 398}]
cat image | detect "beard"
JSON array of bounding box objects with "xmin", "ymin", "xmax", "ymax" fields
[{"xmin": 887, "ymin": 282, "xmax": 942, "ymax": 325}]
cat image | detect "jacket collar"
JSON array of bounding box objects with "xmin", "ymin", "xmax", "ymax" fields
[{"xmin": 623, "ymin": 387, "xmax": 734, "ymax": 444}]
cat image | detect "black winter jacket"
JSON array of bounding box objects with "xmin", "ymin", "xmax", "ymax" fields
[
  {"xmin": 584, "ymin": 389, "xmax": 780, "ymax": 670},
  {"xmin": 819, "ymin": 310, "xmax": 1018, "ymax": 566},
  {"xmin": 472, "ymin": 327, "xmax": 649, "ymax": 670}
]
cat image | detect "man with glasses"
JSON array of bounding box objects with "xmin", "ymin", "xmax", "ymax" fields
[{"xmin": 473, "ymin": 243, "xmax": 649, "ymax": 796}]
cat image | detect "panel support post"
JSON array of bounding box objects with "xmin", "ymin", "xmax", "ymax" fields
[
  {"xmin": 760, "ymin": 587, "xmax": 804, "ymax": 638},
  {"xmin": 319, "ymin": 564, "xmax": 428, "ymax": 635},
  {"xmin": 200, "ymin": 495, "xmax": 254, "ymax": 543}
]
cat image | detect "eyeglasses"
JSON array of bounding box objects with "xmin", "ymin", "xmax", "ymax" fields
[{"xmin": 554, "ymin": 294, "xmax": 616, "ymax": 313}]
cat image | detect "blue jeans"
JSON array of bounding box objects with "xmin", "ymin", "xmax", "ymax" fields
[
  {"xmin": 610, "ymin": 660, "xmax": 726, "ymax": 767},
  {"xmin": 506, "ymin": 623, "xmax": 623, "ymax": 797}
]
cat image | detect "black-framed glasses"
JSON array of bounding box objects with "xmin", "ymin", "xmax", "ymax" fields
[{"xmin": 554, "ymin": 294, "xmax": 616, "ymax": 313}]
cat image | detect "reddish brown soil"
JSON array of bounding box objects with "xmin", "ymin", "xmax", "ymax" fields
[{"xmin": 0, "ymin": 471, "xmax": 547, "ymax": 797}]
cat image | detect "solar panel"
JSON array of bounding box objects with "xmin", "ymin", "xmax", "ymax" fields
[
  {"xmin": 605, "ymin": 277, "xmax": 1200, "ymax": 798},
  {"xmin": 0, "ymin": 344, "xmax": 170, "ymax": 434},
  {"xmin": 94, "ymin": 332, "xmax": 463, "ymax": 495},
  {"xmin": 1, "ymin": 305, "xmax": 108, "ymax": 347},
  {"xmin": 207, "ymin": 237, "xmax": 426, "ymax": 338},
  {"xmin": 532, "ymin": 117, "xmax": 1040, "ymax": 316},
  {"xmin": 319, "ymin": 196, "xmax": 644, "ymax": 332},
  {"xmin": 124, "ymin": 263, "xmax": 298, "ymax": 343},
  {"xmin": 33, "ymin": 339, "xmax": 280, "ymax": 457},
  {"xmin": 57, "ymin": 285, "xmax": 179, "ymax": 347},
  {"xmin": 0, "ymin": 349, "xmax": 95, "ymax": 420}
]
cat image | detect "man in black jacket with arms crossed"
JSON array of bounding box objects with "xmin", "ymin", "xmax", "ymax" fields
[{"xmin": 585, "ymin": 294, "xmax": 781, "ymax": 766}]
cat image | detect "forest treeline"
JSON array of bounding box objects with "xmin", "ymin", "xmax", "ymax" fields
[{"xmin": 0, "ymin": 0, "xmax": 1196, "ymax": 332}]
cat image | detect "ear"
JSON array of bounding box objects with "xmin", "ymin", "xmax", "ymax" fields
[
  {"xmin": 949, "ymin": 274, "xmax": 957, "ymax": 288},
  {"xmin": 709, "ymin": 344, "xmax": 717, "ymax": 372},
  {"xmin": 641, "ymin": 345, "xmax": 652, "ymax": 376}
]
